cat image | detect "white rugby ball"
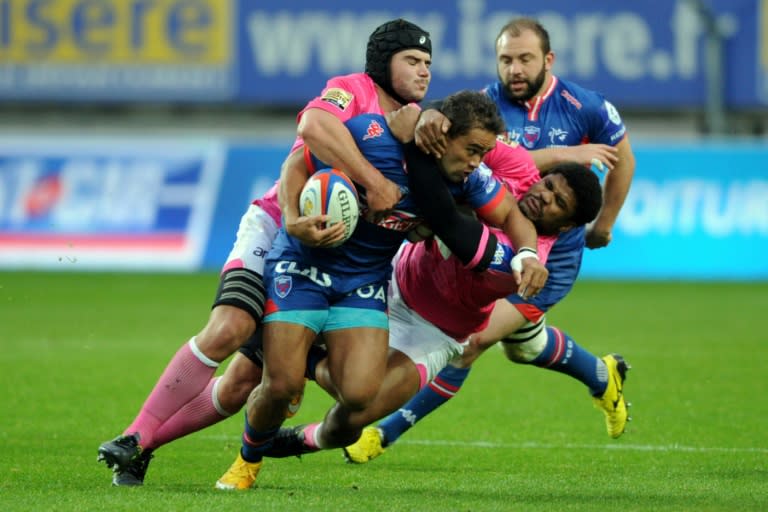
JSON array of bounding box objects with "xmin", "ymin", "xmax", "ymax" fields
[{"xmin": 299, "ymin": 168, "xmax": 360, "ymax": 247}]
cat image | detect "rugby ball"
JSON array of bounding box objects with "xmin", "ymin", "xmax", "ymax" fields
[{"xmin": 299, "ymin": 168, "xmax": 360, "ymax": 247}]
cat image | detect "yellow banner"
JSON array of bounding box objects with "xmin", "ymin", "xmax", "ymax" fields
[{"xmin": 0, "ymin": 0, "xmax": 230, "ymax": 64}]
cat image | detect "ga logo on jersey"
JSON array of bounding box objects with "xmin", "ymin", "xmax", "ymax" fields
[{"xmin": 522, "ymin": 126, "xmax": 540, "ymax": 148}]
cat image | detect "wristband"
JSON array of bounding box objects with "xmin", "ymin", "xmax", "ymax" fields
[{"xmin": 510, "ymin": 247, "xmax": 538, "ymax": 272}]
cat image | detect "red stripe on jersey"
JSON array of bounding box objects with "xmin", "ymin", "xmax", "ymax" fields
[
  {"xmin": 525, "ymin": 76, "xmax": 559, "ymax": 121},
  {"xmin": 512, "ymin": 302, "xmax": 545, "ymax": 323},
  {"xmin": 303, "ymin": 144, "xmax": 316, "ymax": 173}
]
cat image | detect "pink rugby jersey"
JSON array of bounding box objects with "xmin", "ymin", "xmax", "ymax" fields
[{"xmin": 396, "ymin": 141, "xmax": 557, "ymax": 340}]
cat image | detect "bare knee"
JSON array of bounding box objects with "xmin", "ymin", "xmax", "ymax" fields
[
  {"xmin": 216, "ymin": 354, "xmax": 263, "ymax": 414},
  {"xmin": 196, "ymin": 306, "xmax": 256, "ymax": 361}
]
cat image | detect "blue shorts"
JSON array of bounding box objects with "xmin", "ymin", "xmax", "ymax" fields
[
  {"xmin": 263, "ymin": 258, "xmax": 389, "ymax": 333},
  {"xmin": 507, "ymin": 226, "xmax": 585, "ymax": 321}
]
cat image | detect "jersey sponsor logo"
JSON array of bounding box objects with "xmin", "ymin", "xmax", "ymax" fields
[
  {"xmin": 362, "ymin": 120, "xmax": 385, "ymax": 140},
  {"xmin": 352, "ymin": 284, "xmax": 387, "ymax": 303},
  {"xmin": 321, "ymin": 88, "xmax": 353, "ymax": 111},
  {"xmin": 274, "ymin": 260, "xmax": 332, "ymax": 287},
  {"xmin": 374, "ymin": 209, "xmax": 421, "ymax": 232},
  {"xmin": 522, "ymin": 126, "xmax": 541, "ymax": 149},
  {"xmin": 274, "ymin": 274, "xmax": 293, "ymax": 298},
  {"xmin": 560, "ymin": 90, "xmax": 583, "ymax": 109},
  {"xmin": 605, "ymin": 101, "xmax": 622, "ymax": 124},
  {"xmin": 548, "ymin": 127, "xmax": 569, "ymax": 144}
]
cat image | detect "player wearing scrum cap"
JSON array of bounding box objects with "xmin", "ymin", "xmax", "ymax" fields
[{"xmin": 96, "ymin": 18, "xmax": 434, "ymax": 487}]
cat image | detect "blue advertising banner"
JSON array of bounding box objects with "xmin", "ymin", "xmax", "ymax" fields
[
  {"xmin": 0, "ymin": 136, "xmax": 226, "ymax": 270},
  {"xmin": 581, "ymin": 143, "xmax": 768, "ymax": 280},
  {"xmin": 0, "ymin": 0, "xmax": 235, "ymax": 101},
  {"xmin": 1, "ymin": 136, "xmax": 765, "ymax": 280},
  {"xmin": 236, "ymin": 0, "xmax": 766, "ymax": 108}
]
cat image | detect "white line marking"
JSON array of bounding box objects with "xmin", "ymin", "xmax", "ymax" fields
[{"xmin": 198, "ymin": 435, "xmax": 767, "ymax": 454}]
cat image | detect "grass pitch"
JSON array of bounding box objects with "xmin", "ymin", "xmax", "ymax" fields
[{"xmin": 1, "ymin": 272, "xmax": 766, "ymax": 511}]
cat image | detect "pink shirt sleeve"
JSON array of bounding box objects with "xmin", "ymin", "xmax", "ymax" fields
[
  {"xmin": 483, "ymin": 142, "xmax": 541, "ymax": 200},
  {"xmin": 289, "ymin": 73, "xmax": 384, "ymax": 153}
]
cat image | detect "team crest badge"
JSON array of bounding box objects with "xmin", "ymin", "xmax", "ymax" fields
[
  {"xmin": 522, "ymin": 126, "xmax": 540, "ymax": 148},
  {"xmin": 274, "ymin": 275, "xmax": 293, "ymax": 298}
]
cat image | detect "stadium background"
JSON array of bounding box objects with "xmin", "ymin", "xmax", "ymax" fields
[{"xmin": 0, "ymin": 0, "xmax": 766, "ymax": 280}]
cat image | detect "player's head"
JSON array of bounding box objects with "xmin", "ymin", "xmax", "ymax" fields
[
  {"xmin": 519, "ymin": 162, "xmax": 602, "ymax": 235},
  {"xmin": 436, "ymin": 90, "xmax": 505, "ymax": 183},
  {"xmin": 366, "ymin": 18, "xmax": 432, "ymax": 105},
  {"xmin": 495, "ymin": 17, "xmax": 554, "ymax": 102}
]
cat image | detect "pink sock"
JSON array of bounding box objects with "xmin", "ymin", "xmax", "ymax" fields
[
  {"xmin": 124, "ymin": 338, "xmax": 218, "ymax": 448},
  {"xmin": 302, "ymin": 423, "xmax": 323, "ymax": 449},
  {"xmin": 149, "ymin": 377, "xmax": 231, "ymax": 449}
]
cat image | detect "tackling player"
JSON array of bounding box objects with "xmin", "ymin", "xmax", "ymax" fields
[
  {"xmin": 345, "ymin": 17, "xmax": 636, "ymax": 463},
  {"xmin": 214, "ymin": 90, "xmax": 547, "ymax": 490},
  {"xmin": 256, "ymin": 143, "xmax": 603, "ymax": 465},
  {"xmin": 96, "ymin": 17, "xmax": 435, "ymax": 486}
]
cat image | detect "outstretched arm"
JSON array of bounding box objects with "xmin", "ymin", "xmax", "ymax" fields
[{"xmin": 403, "ymin": 142, "xmax": 496, "ymax": 270}]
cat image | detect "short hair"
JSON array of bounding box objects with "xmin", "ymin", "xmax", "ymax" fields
[
  {"xmin": 495, "ymin": 17, "xmax": 551, "ymax": 55},
  {"xmin": 543, "ymin": 162, "xmax": 603, "ymax": 226},
  {"xmin": 440, "ymin": 90, "xmax": 505, "ymax": 139}
]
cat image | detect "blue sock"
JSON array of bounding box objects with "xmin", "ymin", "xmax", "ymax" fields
[
  {"xmin": 531, "ymin": 326, "xmax": 607, "ymax": 396},
  {"xmin": 240, "ymin": 414, "xmax": 278, "ymax": 463},
  {"xmin": 378, "ymin": 365, "xmax": 471, "ymax": 446}
]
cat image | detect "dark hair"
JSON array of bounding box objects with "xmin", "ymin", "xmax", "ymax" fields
[
  {"xmin": 543, "ymin": 162, "xmax": 603, "ymax": 226},
  {"xmin": 365, "ymin": 18, "xmax": 432, "ymax": 104},
  {"xmin": 495, "ymin": 17, "xmax": 551, "ymax": 55},
  {"xmin": 440, "ymin": 90, "xmax": 505, "ymax": 139}
]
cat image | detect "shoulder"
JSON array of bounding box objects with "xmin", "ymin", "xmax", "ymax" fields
[{"xmin": 554, "ymin": 77, "xmax": 610, "ymax": 113}]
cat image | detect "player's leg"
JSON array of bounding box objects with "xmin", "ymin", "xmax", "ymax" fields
[
  {"xmin": 343, "ymin": 283, "xmax": 467, "ymax": 463},
  {"xmin": 500, "ymin": 313, "xmax": 630, "ymax": 438},
  {"xmin": 98, "ymin": 204, "xmax": 276, "ymax": 481},
  {"xmin": 216, "ymin": 263, "xmax": 330, "ymax": 491}
]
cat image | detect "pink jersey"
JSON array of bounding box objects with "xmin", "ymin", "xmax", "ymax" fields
[
  {"xmin": 289, "ymin": 73, "xmax": 385, "ymax": 153},
  {"xmin": 254, "ymin": 73, "xmax": 386, "ymax": 223},
  {"xmin": 396, "ymin": 141, "xmax": 557, "ymax": 340}
]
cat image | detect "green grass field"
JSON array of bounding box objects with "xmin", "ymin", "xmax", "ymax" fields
[{"xmin": 1, "ymin": 272, "xmax": 766, "ymax": 511}]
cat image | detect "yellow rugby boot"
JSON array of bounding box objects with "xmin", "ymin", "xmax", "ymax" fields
[
  {"xmin": 215, "ymin": 453, "xmax": 262, "ymax": 490},
  {"xmin": 343, "ymin": 426, "xmax": 385, "ymax": 464},
  {"xmin": 593, "ymin": 354, "xmax": 631, "ymax": 438}
]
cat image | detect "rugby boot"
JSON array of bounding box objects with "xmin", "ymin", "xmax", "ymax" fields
[
  {"xmin": 263, "ymin": 425, "xmax": 319, "ymax": 458},
  {"xmin": 215, "ymin": 453, "xmax": 262, "ymax": 490},
  {"xmin": 343, "ymin": 426, "xmax": 386, "ymax": 464},
  {"xmin": 593, "ymin": 354, "xmax": 631, "ymax": 438},
  {"xmin": 97, "ymin": 433, "xmax": 142, "ymax": 472},
  {"xmin": 112, "ymin": 449, "xmax": 154, "ymax": 486}
]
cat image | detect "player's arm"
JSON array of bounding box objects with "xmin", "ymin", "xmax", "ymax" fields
[
  {"xmin": 403, "ymin": 142, "xmax": 496, "ymax": 270},
  {"xmin": 475, "ymin": 186, "xmax": 548, "ymax": 298},
  {"xmin": 277, "ymin": 147, "xmax": 346, "ymax": 247},
  {"xmin": 527, "ymin": 144, "xmax": 619, "ymax": 172},
  {"xmin": 297, "ymin": 108, "xmax": 401, "ymax": 219},
  {"xmin": 586, "ymin": 136, "xmax": 635, "ymax": 249}
]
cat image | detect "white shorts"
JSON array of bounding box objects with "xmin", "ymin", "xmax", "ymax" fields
[
  {"xmin": 222, "ymin": 204, "xmax": 280, "ymax": 276},
  {"xmin": 387, "ymin": 261, "xmax": 466, "ymax": 388}
]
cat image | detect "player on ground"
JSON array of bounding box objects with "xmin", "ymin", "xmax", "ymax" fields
[
  {"xmin": 214, "ymin": 90, "xmax": 548, "ymax": 490},
  {"xmin": 96, "ymin": 17, "xmax": 435, "ymax": 486},
  {"xmin": 345, "ymin": 17, "xmax": 636, "ymax": 463}
]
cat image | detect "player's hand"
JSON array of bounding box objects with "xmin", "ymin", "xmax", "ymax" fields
[
  {"xmin": 512, "ymin": 255, "xmax": 548, "ymax": 300},
  {"xmin": 363, "ymin": 179, "xmax": 401, "ymax": 223},
  {"xmin": 285, "ymin": 214, "xmax": 347, "ymax": 247},
  {"xmin": 586, "ymin": 223, "xmax": 613, "ymax": 249},
  {"xmin": 386, "ymin": 105, "xmax": 420, "ymax": 143},
  {"xmin": 415, "ymin": 109, "xmax": 450, "ymax": 158},
  {"xmin": 563, "ymin": 143, "xmax": 619, "ymax": 172}
]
